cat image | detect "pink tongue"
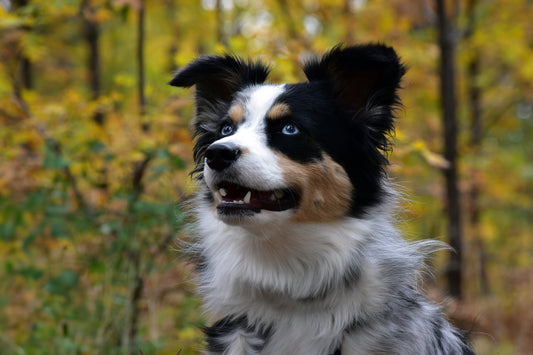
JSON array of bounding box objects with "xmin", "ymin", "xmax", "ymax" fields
[
  {"xmin": 255, "ymin": 190, "xmax": 273, "ymax": 201},
  {"xmin": 220, "ymin": 184, "xmax": 248, "ymax": 201}
]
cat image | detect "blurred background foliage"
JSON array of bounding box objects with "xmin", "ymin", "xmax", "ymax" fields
[{"xmin": 0, "ymin": 0, "xmax": 532, "ymax": 354}]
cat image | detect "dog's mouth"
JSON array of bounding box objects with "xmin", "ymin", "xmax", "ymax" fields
[{"xmin": 212, "ymin": 181, "xmax": 299, "ymax": 214}]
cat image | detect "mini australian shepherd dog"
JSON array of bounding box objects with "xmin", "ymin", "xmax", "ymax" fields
[{"xmin": 169, "ymin": 44, "xmax": 475, "ymax": 354}]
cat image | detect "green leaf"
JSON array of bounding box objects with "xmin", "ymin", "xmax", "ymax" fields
[
  {"xmin": 49, "ymin": 217, "xmax": 66, "ymax": 238},
  {"xmin": 24, "ymin": 189, "xmax": 47, "ymax": 211},
  {"xmin": 88, "ymin": 259, "xmax": 106, "ymax": 273},
  {"xmin": 154, "ymin": 147, "xmax": 169, "ymax": 159},
  {"xmin": 151, "ymin": 163, "xmax": 169, "ymax": 175},
  {"xmin": 0, "ymin": 222, "xmax": 15, "ymax": 241},
  {"xmin": 23, "ymin": 221, "xmax": 45, "ymax": 250},
  {"xmin": 43, "ymin": 142, "xmax": 69, "ymax": 170},
  {"xmin": 4, "ymin": 261, "xmax": 14, "ymax": 273},
  {"xmin": 88, "ymin": 139, "xmax": 106, "ymax": 153},
  {"xmin": 18, "ymin": 266, "xmax": 45, "ymax": 280},
  {"xmin": 44, "ymin": 270, "xmax": 79, "ymax": 295},
  {"xmin": 169, "ymin": 155, "xmax": 186, "ymax": 170},
  {"xmin": 51, "ymin": 0, "xmax": 80, "ymax": 10}
]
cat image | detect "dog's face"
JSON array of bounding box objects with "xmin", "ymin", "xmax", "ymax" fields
[{"xmin": 170, "ymin": 44, "xmax": 405, "ymax": 226}]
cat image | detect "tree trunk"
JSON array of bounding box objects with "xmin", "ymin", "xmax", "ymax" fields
[
  {"xmin": 138, "ymin": 0, "xmax": 148, "ymax": 131},
  {"xmin": 467, "ymin": 51, "xmax": 490, "ymax": 295},
  {"xmin": 435, "ymin": 0, "xmax": 463, "ymax": 299},
  {"xmin": 80, "ymin": 0, "xmax": 103, "ymax": 125},
  {"xmin": 86, "ymin": 14, "xmax": 102, "ymax": 124},
  {"xmin": 128, "ymin": 250, "xmax": 144, "ymax": 355},
  {"xmin": 20, "ymin": 56, "xmax": 32, "ymax": 90},
  {"xmin": 13, "ymin": 0, "xmax": 32, "ymax": 91},
  {"xmin": 464, "ymin": 0, "xmax": 490, "ymax": 295}
]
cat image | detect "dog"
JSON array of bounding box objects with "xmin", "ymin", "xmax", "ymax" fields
[{"xmin": 169, "ymin": 44, "xmax": 474, "ymax": 355}]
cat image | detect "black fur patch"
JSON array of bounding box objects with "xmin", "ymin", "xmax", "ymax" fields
[
  {"xmin": 203, "ymin": 316, "xmax": 247, "ymax": 353},
  {"xmin": 203, "ymin": 315, "xmax": 271, "ymax": 353},
  {"xmin": 462, "ymin": 345, "xmax": 476, "ymax": 355},
  {"xmin": 169, "ymin": 55, "xmax": 270, "ymax": 104}
]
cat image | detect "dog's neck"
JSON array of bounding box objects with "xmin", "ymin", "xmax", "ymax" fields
[{"xmin": 194, "ymin": 199, "xmax": 420, "ymax": 319}]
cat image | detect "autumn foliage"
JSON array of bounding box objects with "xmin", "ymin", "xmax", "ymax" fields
[{"xmin": 0, "ymin": 0, "xmax": 532, "ymax": 354}]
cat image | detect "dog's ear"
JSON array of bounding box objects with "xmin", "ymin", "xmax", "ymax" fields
[
  {"xmin": 169, "ymin": 55, "xmax": 269, "ymax": 179},
  {"xmin": 169, "ymin": 55, "xmax": 270, "ymax": 104},
  {"xmin": 303, "ymin": 44, "xmax": 406, "ymax": 154},
  {"xmin": 303, "ymin": 44, "xmax": 406, "ymax": 112}
]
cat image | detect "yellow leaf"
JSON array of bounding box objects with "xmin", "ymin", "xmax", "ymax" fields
[
  {"xmin": 421, "ymin": 149, "xmax": 450, "ymax": 170},
  {"xmin": 113, "ymin": 73, "xmax": 136, "ymax": 88},
  {"xmin": 95, "ymin": 8, "xmax": 112, "ymax": 22},
  {"xmin": 127, "ymin": 151, "xmax": 145, "ymax": 162},
  {"xmin": 412, "ymin": 139, "xmax": 426, "ymax": 151},
  {"xmin": 70, "ymin": 161, "xmax": 85, "ymax": 176},
  {"xmin": 178, "ymin": 327, "xmax": 203, "ymax": 342},
  {"xmin": 412, "ymin": 140, "xmax": 450, "ymax": 169}
]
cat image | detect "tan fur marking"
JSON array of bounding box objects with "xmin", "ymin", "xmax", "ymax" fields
[
  {"xmin": 277, "ymin": 153, "xmax": 353, "ymax": 223},
  {"xmin": 228, "ymin": 104, "xmax": 245, "ymax": 123},
  {"xmin": 267, "ymin": 103, "xmax": 291, "ymax": 120}
]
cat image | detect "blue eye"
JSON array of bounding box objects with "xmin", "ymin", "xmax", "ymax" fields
[
  {"xmin": 220, "ymin": 123, "xmax": 234, "ymax": 136},
  {"xmin": 281, "ymin": 123, "xmax": 299, "ymax": 135}
]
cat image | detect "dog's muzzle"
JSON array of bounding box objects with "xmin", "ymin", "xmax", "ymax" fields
[{"xmin": 204, "ymin": 142, "xmax": 300, "ymax": 218}]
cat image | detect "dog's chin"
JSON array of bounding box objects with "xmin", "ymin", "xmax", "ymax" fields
[
  {"xmin": 216, "ymin": 208, "xmax": 296, "ymax": 227},
  {"xmin": 209, "ymin": 181, "xmax": 300, "ymax": 225}
]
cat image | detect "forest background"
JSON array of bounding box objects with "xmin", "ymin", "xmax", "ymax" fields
[{"xmin": 0, "ymin": 0, "xmax": 532, "ymax": 354}]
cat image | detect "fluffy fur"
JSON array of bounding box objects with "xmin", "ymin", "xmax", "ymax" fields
[{"xmin": 169, "ymin": 44, "xmax": 474, "ymax": 354}]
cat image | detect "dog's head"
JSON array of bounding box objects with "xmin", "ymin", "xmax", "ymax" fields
[{"xmin": 170, "ymin": 44, "xmax": 405, "ymax": 226}]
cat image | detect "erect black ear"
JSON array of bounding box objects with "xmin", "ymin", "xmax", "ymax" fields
[
  {"xmin": 303, "ymin": 44, "xmax": 406, "ymax": 111},
  {"xmin": 168, "ymin": 55, "xmax": 270, "ymax": 103}
]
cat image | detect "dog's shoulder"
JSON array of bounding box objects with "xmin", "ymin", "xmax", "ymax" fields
[{"xmin": 341, "ymin": 289, "xmax": 475, "ymax": 354}]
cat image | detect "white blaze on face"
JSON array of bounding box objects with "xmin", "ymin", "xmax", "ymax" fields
[
  {"xmin": 204, "ymin": 84, "xmax": 288, "ymax": 191},
  {"xmin": 244, "ymin": 84, "xmax": 287, "ymax": 130}
]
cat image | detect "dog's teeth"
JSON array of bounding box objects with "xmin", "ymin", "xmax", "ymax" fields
[
  {"xmin": 214, "ymin": 191, "xmax": 222, "ymax": 203},
  {"xmin": 244, "ymin": 191, "xmax": 251, "ymax": 204},
  {"xmin": 270, "ymin": 193, "xmax": 276, "ymax": 201},
  {"xmin": 274, "ymin": 190, "xmax": 285, "ymax": 199},
  {"xmin": 219, "ymin": 188, "xmax": 227, "ymax": 197}
]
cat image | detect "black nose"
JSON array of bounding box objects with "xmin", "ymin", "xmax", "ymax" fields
[{"xmin": 205, "ymin": 143, "xmax": 241, "ymax": 171}]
